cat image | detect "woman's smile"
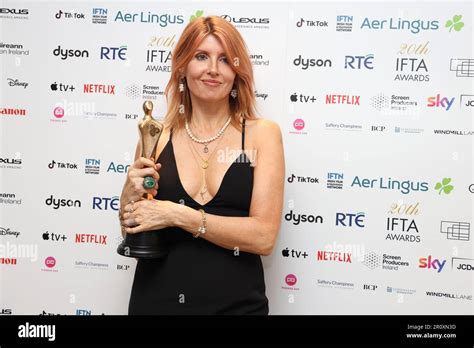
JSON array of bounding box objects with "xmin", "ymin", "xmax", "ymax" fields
[{"xmin": 201, "ymin": 79, "xmax": 222, "ymax": 87}]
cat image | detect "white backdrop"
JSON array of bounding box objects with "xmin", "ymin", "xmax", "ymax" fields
[{"xmin": 0, "ymin": 0, "xmax": 473, "ymax": 315}]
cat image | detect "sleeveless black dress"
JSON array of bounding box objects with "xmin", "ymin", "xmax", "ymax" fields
[{"xmin": 128, "ymin": 120, "xmax": 269, "ymax": 315}]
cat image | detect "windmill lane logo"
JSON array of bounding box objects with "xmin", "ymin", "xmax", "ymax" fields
[
  {"xmin": 440, "ymin": 221, "xmax": 470, "ymax": 241},
  {"xmin": 434, "ymin": 178, "xmax": 454, "ymax": 195},
  {"xmin": 445, "ymin": 15, "xmax": 464, "ymax": 32},
  {"xmin": 450, "ymin": 59, "xmax": 474, "ymax": 78}
]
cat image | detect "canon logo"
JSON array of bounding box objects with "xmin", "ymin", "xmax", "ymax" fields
[{"xmin": 0, "ymin": 258, "xmax": 17, "ymax": 264}]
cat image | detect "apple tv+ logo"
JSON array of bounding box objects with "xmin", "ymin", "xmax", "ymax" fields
[
  {"xmin": 50, "ymin": 82, "xmax": 75, "ymax": 92},
  {"xmin": 290, "ymin": 93, "xmax": 316, "ymax": 103},
  {"xmin": 42, "ymin": 231, "xmax": 67, "ymax": 242},
  {"xmin": 282, "ymin": 247, "xmax": 308, "ymax": 258}
]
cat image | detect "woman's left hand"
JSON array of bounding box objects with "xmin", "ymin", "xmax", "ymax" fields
[{"xmin": 120, "ymin": 199, "xmax": 176, "ymax": 234}]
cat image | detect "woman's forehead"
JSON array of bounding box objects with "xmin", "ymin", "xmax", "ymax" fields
[{"xmin": 195, "ymin": 35, "xmax": 225, "ymax": 53}]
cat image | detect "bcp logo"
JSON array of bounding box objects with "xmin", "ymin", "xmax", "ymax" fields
[
  {"xmin": 285, "ymin": 274, "xmax": 297, "ymax": 286},
  {"xmin": 92, "ymin": 196, "xmax": 119, "ymax": 211},
  {"xmin": 45, "ymin": 256, "xmax": 56, "ymax": 268},
  {"xmin": 344, "ymin": 54, "xmax": 374, "ymax": 69},
  {"xmin": 100, "ymin": 46, "xmax": 127, "ymax": 60},
  {"xmin": 371, "ymin": 126, "xmax": 386, "ymax": 132},
  {"xmin": 336, "ymin": 212, "xmax": 365, "ymax": 227}
]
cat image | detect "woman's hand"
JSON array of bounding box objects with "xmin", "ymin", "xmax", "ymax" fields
[
  {"xmin": 120, "ymin": 199, "xmax": 178, "ymax": 234},
  {"xmin": 123, "ymin": 158, "xmax": 161, "ymax": 203}
]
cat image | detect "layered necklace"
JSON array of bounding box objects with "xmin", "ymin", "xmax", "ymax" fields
[
  {"xmin": 185, "ymin": 116, "xmax": 231, "ymax": 200},
  {"xmin": 187, "ymin": 130, "xmax": 226, "ymax": 201},
  {"xmin": 185, "ymin": 116, "xmax": 231, "ymax": 153}
]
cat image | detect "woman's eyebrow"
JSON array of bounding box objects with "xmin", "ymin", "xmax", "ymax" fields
[{"xmin": 194, "ymin": 49, "xmax": 226, "ymax": 55}]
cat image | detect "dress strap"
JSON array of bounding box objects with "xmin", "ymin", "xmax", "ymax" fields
[{"xmin": 241, "ymin": 119, "xmax": 246, "ymax": 151}]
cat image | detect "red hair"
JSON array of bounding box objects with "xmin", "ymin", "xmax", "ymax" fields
[{"xmin": 164, "ymin": 16, "xmax": 258, "ymax": 130}]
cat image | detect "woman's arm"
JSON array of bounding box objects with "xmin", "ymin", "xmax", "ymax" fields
[
  {"xmin": 171, "ymin": 119, "xmax": 285, "ymax": 256},
  {"xmin": 119, "ymin": 141, "xmax": 160, "ymax": 237}
]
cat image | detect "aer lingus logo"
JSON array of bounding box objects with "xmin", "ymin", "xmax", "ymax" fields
[
  {"xmin": 435, "ymin": 178, "xmax": 454, "ymax": 195},
  {"xmin": 445, "ymin": 15, "xmax": 464, "ymax": 32},
  {"xmin": 190, "ymin": 10, "xmax": 204, "ymax": 22}
]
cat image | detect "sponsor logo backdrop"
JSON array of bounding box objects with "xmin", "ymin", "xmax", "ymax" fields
[{"xmin": 0, "ymin": 0, "xmax": 472, "ymax": 314}]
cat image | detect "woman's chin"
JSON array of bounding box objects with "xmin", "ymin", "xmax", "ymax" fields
[{"xmin": 194, "ymin": 94, "xmax": 227, "ymax": 104}]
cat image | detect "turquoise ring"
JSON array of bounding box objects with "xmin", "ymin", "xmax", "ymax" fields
[{"xmin": 143, "ymin": 176, "xmax": 156, "ymax": 189}]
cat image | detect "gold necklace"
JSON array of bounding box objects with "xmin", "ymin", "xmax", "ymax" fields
[{"xmin": 187, "ymin": 131, "xmax": 226, "ymax": 200}]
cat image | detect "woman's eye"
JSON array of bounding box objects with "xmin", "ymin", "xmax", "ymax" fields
[
  {"xmin": 196, "ymin": 54, "xmax": 207, "ymax": 61},
  {"xmin": 220, "ymin": 56, "xmax": 229, "ymax": 64}
]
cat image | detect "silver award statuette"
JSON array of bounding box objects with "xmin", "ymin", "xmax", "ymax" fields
[{"xmin": 117, "ymin": 101, "xmax": 169, "ymax": 258}]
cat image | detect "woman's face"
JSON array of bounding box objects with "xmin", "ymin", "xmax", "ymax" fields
[{"xmin": 184, "ymin": 34, "xmax": 236, "ymax": 104}]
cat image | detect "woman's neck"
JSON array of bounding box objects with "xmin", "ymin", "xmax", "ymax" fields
[{"xmin": 188, "ymin": 98, "xmax": 231, "ymax": 136}]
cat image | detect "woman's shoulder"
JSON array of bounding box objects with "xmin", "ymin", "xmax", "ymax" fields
[
  {"xmin": 245, "ymin": 118, "xmax": 282, "ymax": 138},
  {"xmin": 243, "ymin": 118, "xmax": 282, "ymax": 153}
]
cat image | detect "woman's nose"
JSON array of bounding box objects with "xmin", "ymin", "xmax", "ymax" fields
[{"xmin": 207, "ymin": 58, "xmax": 218, "ymax": 75}]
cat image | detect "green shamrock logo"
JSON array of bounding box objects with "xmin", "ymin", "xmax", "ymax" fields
[
  {"xmin": 435, "ymin": 178, "xmax": 454, "ymax": 195},
  {"xmin": 190, "ymin": 10, "xmax": 204, "ymax": 22},
  {"xmin": 445, "ymin": 15, "xmax": 464, "ymax": 32}
]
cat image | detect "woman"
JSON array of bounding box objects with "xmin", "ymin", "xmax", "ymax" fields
[{"xmin": 119, "ymin": 15, "xmax": 285, "ymax": 315}]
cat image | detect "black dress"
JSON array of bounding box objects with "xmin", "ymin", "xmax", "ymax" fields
[{"xmin": 128, "ymin": 120, "xmax": 269, "ymax": 315}]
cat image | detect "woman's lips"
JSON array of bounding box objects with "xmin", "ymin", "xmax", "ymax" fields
[{"xmin": 201, "ymin": 79, "xmax": 221, "ymax": 87}]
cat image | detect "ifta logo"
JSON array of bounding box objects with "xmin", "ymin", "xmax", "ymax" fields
[
  {"xmin": 285, "ymin": 274, "xmax": 297, "ymax": 286},
  {"xmin": 45, "ymin": 256, "xmax": 56, "ymax": 268}
]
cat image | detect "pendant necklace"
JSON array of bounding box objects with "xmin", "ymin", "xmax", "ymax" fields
[{"xmin": 187, "ymin": 131, "xmax": 226, "ymax": 200}]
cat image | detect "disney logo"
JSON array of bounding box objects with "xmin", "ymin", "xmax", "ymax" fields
[{"xmin": 7, "ymin": 78, "xmax": 28, "ymax": 88}]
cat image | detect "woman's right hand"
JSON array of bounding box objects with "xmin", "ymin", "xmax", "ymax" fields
[{"xmin": 123, "ymin": 157, "xmax": 161, "ymax": 203}]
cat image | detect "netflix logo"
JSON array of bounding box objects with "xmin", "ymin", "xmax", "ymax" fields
[{"xmin": 75, "ymin": 234, "xmax": 107, "ymax": 245}]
